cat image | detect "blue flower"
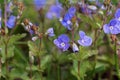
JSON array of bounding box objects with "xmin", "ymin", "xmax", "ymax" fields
[
  {"xmin": 45, "ymin": 28, "xmax": 55, "ymax": 37},
  {"xmin": 46, "ymin": 4, "xmax": 62, "ymax": 19},
  {"xmin": 103, "ymin": 19, "xmax": 120, "ymax": 34},
  {"xmin": 6, "ymin": 15, "xmax": 16, "ymax": 29},
  {"xmin": 0, "ymin": 9, "xmax": 1, "ymax": 28},
  {"xmin": 54, "ymin": 34, "xmax": 70, "ymax": 51},
  {"xmin": 78, "ymin": 31, "xmax": 92, "ymax": 46},
  {"xmin": 115, "ymin": 8, "xmax": 120, "ymax": 21},
  {"xmin": 60, "ymin": 7, "xmax": 76, "ymax": 30},
  {"xmin": 6, "ymin": 2, "xmax": 13, "ymax": 13},
  {"xmin": 34, "ymin": 0, "xmax": 46, "ymax": 10}
]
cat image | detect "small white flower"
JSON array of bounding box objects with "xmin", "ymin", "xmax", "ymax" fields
[
  {"xmin": 60, "ymin": 42, "xmax": 65, "ymax": 47},
  {"xmin": 67, "ymin": 20, "xmax": 71, "ymax": 24},
  {"xmin": 72, "ymin": 43, "xmax": 79, "ymax": 52},
  {"xmin": 32, "ymin": 36, "xmax": 38, "ymax": 41}
]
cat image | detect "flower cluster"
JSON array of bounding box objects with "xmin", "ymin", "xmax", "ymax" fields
[
  {"xmin": 22, "ymin": 19, "xmax": 55, "ymax": 41},
  {"xmin": 60, "ymin": 7, "xmax": 76, "ymax": 30},
  {"xmin": 103, "ymin": 8, "xmax": 120, "ymax": 34},
  {"xmin": 46, "ymin": 3, "xmax": 62, "ymax": 19},
  {"xmin": 34, "ymin": 0, "xmax": 46, "ymax": 10},
  {"xmin": 8, "ymin": 2, "xmax": 23, "ymax": 29},
  {"xmin": 54, "ymin": 31, "xmax": 92, "ymax": 52}
]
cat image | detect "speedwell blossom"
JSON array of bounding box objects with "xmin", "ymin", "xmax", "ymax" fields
[
  {"xmin": 45, "ymin": 28, "xmax": 55, "ymax": 37},
  {"xmin": 34, "ymin": 0, "xmax": 46, "ymax": 10},
  {"xmin": 103, "ymin": 19, "xmax": 120, "ymax": 34},
  {"xmin": 46, "ymin": 4, "xmax": 62, "ymax": 19},
  {"xmin": 115, "ymin": 8, "xmax": 120, "ymax": 21},
  {"xmin": 78, "ymin": 31, "xmax": 92, "ymax": 46},
  {"xmin": 6, "ymin": 15, "xmax": 16, "ymax": 29},
  {"xmin": 60, "ymin": 7, "xmax": 76, "ymax": 30},
  {"xmin": 54, "ymin": 34, "xmax": 70, "ymax": 51},
  {"xmin": 6, "ymin": 2, "xmax": 13, "ymax": 13}
]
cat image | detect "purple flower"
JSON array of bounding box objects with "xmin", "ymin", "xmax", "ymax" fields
[
  {"xmin": 72, "ymin": 42, "xmax": 79, "ymax": 52},
  {"xmin": 34, "ymin": 0, "xmax": 46, "ymax": 10},
  {"xmin": 60, "ymin": 7, "xmax": 76, "ymax": 30},
  {"xmin": 115, "ymin": 8, "xmax": 120, "ymax": 21},
  {"xmin": 103, "ymin": 19, "xmax": 120, "ymax": 34},
  {"xmin": 45, "ymin": 28, "xmax": 55, "ymax": 37},
  {"xmin": 54, "ymin": 34, "xmax": 70, "ymax": 51},
  {"xmin": 0, "ymin": 9, "xmax": 1, "ymax": 28},
  {"xmin": 78, "ymin": 31, "xmax": 92, "ymax": 46},
  {"xmin": 6, "ymin": 2, "xmax": 13, "ymax": 13},
  {"xmin": 46, "ymin": 4, "xmax": 62, "ymax": 19},
  {"xmin": 6, "ymin": 15, "xmax": 16, "ymax": 29}
]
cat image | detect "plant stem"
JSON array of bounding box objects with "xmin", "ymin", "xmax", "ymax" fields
[
  {"xmin": 38, "ymin": 39, "xmax": 42, "ymax": 80},
  {"xmin": 5, "ymin": 41, "xmax": 9, "ymax": 78},
  {"xmin": 57, "ymin": 63, "xmax": 60, "ymax": 80},
  {"xmin": 4, "ymin": 0, "xmax": 7, "ymax": 28},
  {"xmin": 78, "ymin": 60, "xmax": 80, "ymax": 80},
  {"xmin": 114, "ymin": 40, "xmax": 119, "ymax": 78},
  {"xmin": 29, "ymin": 60, "xmax": 32, "ymax": 80}
]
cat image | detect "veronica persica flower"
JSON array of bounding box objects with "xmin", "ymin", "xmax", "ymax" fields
[
  {"xmin": 60, "ymin": 7, "xmax": 76, "ymax": 30},
  {"xmin": 103, "ymin": 19, "xmax": 120, "ymax": 34},
  {"xmin": 34, "ymin": 0, "xmax": 46, "ymax": 10},
  {"xmin": 54, "ymin": 34, "xmax": 70, "ymax": 51},
  {"xmin": 78, "ymin": 31, "xmax": 92, "ymax": 46},
  {"xmin": 6, "ymin": 15, "xmax": 16, "ymax": 29},
  {"xmin": 46, "ymin": 4, "xmax": 62, "ymax": 19},
  {"xmin": 115, "ymin": 8, "xmax": 120, "ymax": 21},
  {"xmin": 6, "ymin": 2, "xmax": 13, "ymax": 13},
  {"xmin": 45, "ymin": 28, "xmax": 55, "ymax": 37}
]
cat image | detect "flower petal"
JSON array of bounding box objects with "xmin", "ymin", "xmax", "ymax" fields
[
  {"xmin": 79, "ymin": 31, "xmax": 86, "ymax": 39},
  {"xmin": 58, "ymin": 34, "xmax": 70, "ymax": 43},
  {"xmin": 103, "ymin": 24, "xmax": 110, "ymax": 34}
]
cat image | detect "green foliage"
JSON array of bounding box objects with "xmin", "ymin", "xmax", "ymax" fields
[{"xmin": 0, "ymin": 0, "xmax": 120, "ymax": 80}]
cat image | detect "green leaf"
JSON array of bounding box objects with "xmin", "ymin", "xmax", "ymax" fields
[
  {"xmin": 9, "ymin": 33, "xmax": 26, "ymax": 44},
  {"xmin": 41, "ymin": 55, "xmax": 52, "ymax": 70},
  {"xmin": 1, "ymin": 45, "xmax": 15, "ymax": 62},
  {"xmin": 71, "ymin": 60, "xmax": 92, "ymax": 80},
  {"xmin": 28, "ymin": 41, "xmax": 39, "ymax": 56},
  {"xmin": 68, "ymin": 47, "xmax": 98, "ymax": 61}
]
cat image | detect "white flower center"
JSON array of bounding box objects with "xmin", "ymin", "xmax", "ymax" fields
[
  {"xmin": 118, "ymin": 17, "xmax": 120, "ymax": 21},
  {"xmin": 67, "ymin": 20, "xmax": 71, "ymax": 24},
  {"xmin": 60, "ymin": 42, "xmax": 65, "ymax": 47},
  {"xmin": 109, "ymin": 26, "xmax": 113, "ymax": 30},
  {"xmin": 52, "ymin": 13, "xmax": 56, "ymax": 17},
  {"xmin": 81, "ymin": 39, "xmax": 85, "ymax": 43}
]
